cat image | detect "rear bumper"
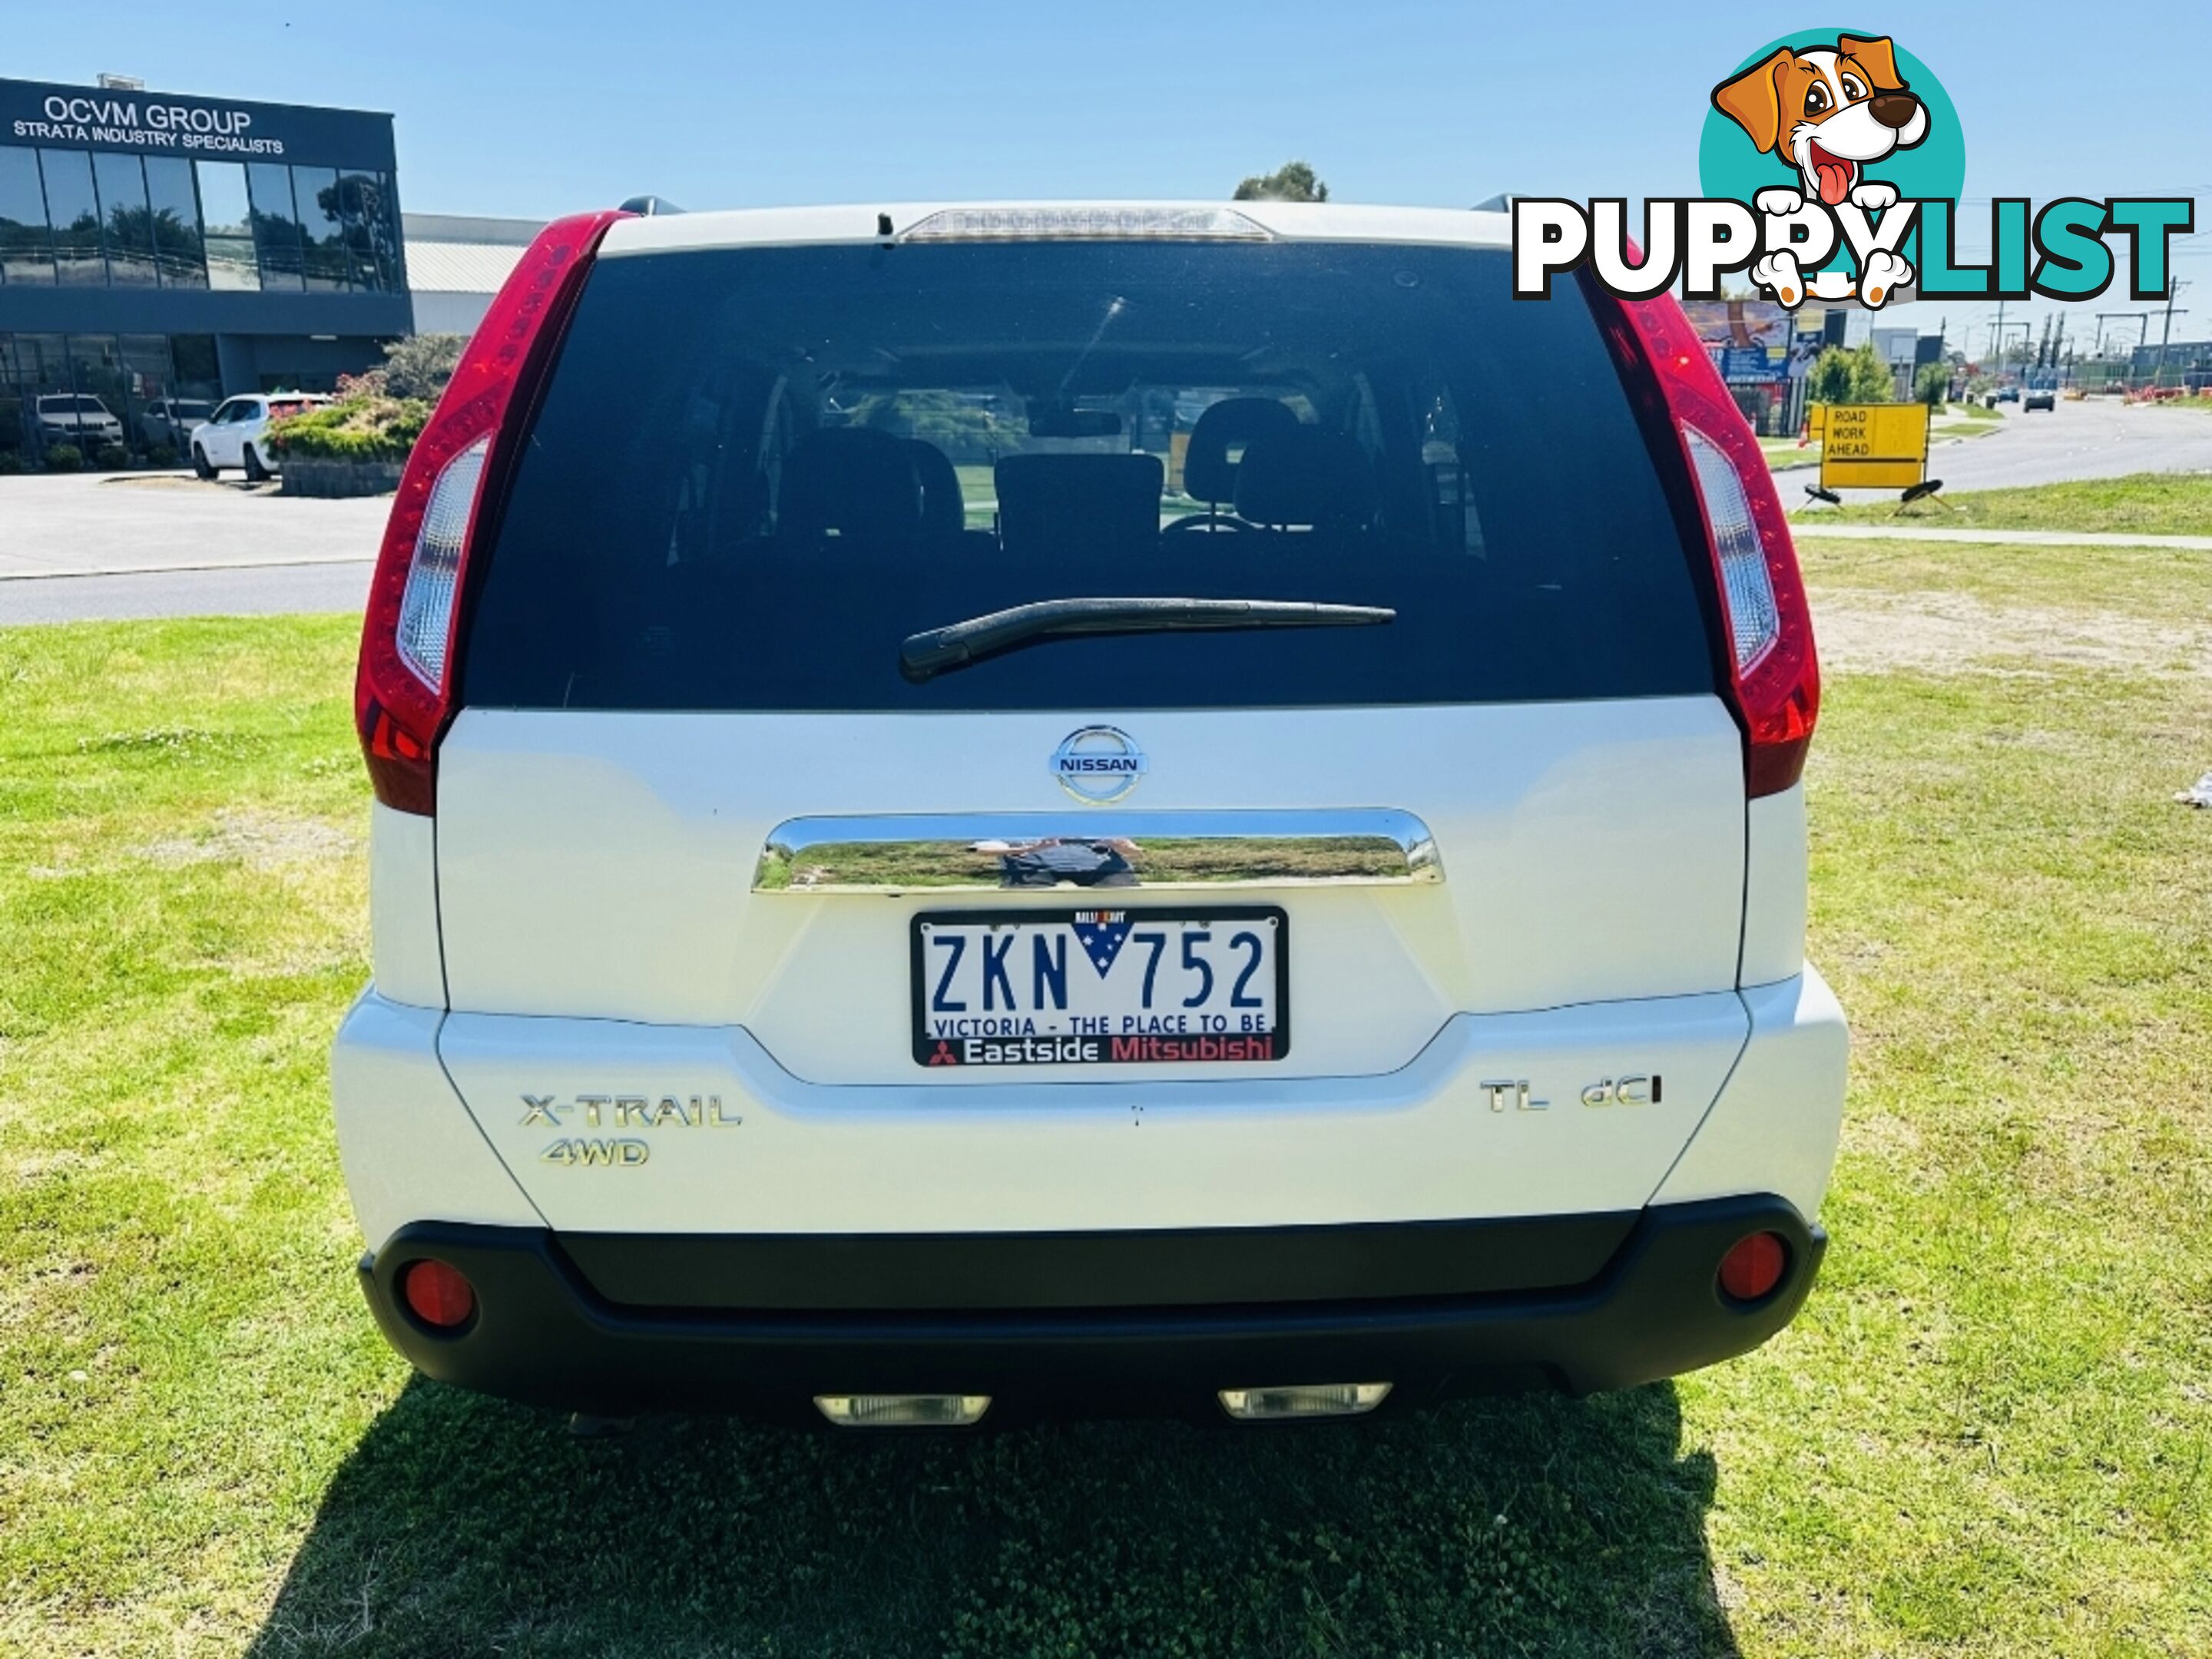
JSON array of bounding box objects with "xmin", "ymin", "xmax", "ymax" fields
[{"xmin": 359, "ymin": 1194, "xmax": 1825, "ymax": 1423}]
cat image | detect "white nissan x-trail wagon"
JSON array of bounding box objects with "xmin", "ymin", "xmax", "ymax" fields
[{"xmin": 332, "ymin": 201, "xmax": 1847, "ymax": 1429}]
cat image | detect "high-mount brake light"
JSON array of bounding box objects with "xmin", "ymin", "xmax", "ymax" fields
[
  {"xmin": 900, "ymin": 206, "xmax": 1272, "ymax": 242},
  {"xmin": 1597, "ymin": 287, "xmax": 1819, "ymax": 797},
  {"xmin": 355, "ymin": 209, "xmax": 630, "ymax": 815}
]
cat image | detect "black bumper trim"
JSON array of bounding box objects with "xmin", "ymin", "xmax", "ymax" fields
[
  {"xmin": 360, "ymin": 1196, "xmax": 1825, "ymax": 1422},
  {"xmin": 558, "ymin": 1211, "xmax": 1638, "ymax": 1311}
]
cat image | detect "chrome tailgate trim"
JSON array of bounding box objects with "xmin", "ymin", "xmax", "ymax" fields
[{"xmin": 753, "ymin": 809, "xmax": 1442, "ymax": 892}]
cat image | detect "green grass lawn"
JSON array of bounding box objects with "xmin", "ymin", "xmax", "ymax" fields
[
  {"xmin": 4, "ymin": 551, "xmax": 2210, "ymax": 1652},
  {"xmin": 1796, "ymin": 528, "xmax": 2212, "ymax": 621},
  {"xmin": 1813, "ymin": 471, "xmax": 2212, "ymax": 536},
  {"xmin": 1763, "ymin": 438, "xmax": 1821, "ymax": 472}
]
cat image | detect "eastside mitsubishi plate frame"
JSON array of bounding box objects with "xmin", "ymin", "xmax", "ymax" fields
[{"xmin": 911, "ymin": 906, "xmax": 1290, "ymax": 1068}]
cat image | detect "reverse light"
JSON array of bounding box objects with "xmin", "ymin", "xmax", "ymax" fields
[
  {"xmin": 814, "ymin": 1393, "xmax": 992, "ymax": 1428},
  {"xmin": 900, "ymin": 206, "xmax": 1271, "ymax": 242},
  {"xmin": 1684, "ymin": 428, "xmax": 1780, "ymax": 671},
  {"xmin": 393, "ymin": 435, "xmax": 490, "ymax": 688},
  {"xmin": 1717, "ymin": 1232, "xmax": 1790, "ymax": 1303},
  {"xmin": 355, "ymin": 208, "xmax": 631, "ymax": 816},
  {"xmin": 1218, "ymin": 1382, "xmax": 1392, "ymax": 1421},
  {"xmin": 399, "ymin": 1259, "xmax": 476, "ymax": 1330},
  {"xmin": 1594, "ymin": 282, "xmax": 1819, "ymax": 797}
]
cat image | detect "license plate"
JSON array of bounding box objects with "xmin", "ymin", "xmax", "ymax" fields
[{"xmin": 912, "ymin": 906, "xmax": 1289, "ymax": 1068}]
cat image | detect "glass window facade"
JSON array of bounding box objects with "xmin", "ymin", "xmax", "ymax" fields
[
  {"xmin": 92, "ymin": 152, "xmax": 158, "ymax": 286},
  {"xmin": 40, "ymin": 148, "xmax": 104, "ymax": 285},
  {"xmin": 144, "ymin": 157, "xmax": 207, "ymax": 289},
  {"xmin": 0, "ymin": 146, "xmax": 54, "ymax": 284},
  {"xmin": 293, "ymin": 165, "xmax": 352, "ymax": 291},
  {"xmin": 337, "ymin": 170, "xmax": 399, "ymax": 291},
  {"xmin": 196, "ymin": 161, "xmax": 259, "ymax": 290},
  {"xmin": 247, "ymin": 161, "xmax": 306, "ymax": 291},
  {"xmin": 0, "ymin": 145, "xmax": 399, "ymax": 293},
  {"xmin": 0, "ymin": 331, "xmax": 224, "ymax": 468}
]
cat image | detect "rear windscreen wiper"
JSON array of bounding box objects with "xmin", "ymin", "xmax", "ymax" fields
[{"xmin": 899, "ymin": 596, "xmax": 1396, "ymax": 683}]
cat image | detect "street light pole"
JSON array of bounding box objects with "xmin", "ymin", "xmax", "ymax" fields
[
  {"xmin": 2094, "ymin": 312, "xmax": 2154, "ymax": 389},
  {"xmin": 2153, "ymin": 279, "xmax": 2190, "ymax": 389}
]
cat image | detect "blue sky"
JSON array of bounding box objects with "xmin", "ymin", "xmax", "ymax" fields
[{"xmin": 9, "ymin": 1, "xmax": 2206, "ymax": 349}]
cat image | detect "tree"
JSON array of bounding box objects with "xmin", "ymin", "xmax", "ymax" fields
[
  {"xmin": 1233, "ymin": 161, "xmax": 1328, "ymax": 203},
  {"xmin": 1913, "ymin": 361, "xmax": 1949, "ymax": 409},
  {"xmin": 379, "ymin": 334, "xmax": 466, "ymax": 401},
  {"xmin": 1807, "ymin": 342, "xmax": 1897, "ymax": 404}
]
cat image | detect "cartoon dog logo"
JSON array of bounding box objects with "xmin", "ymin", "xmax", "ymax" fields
[{"xmin": 1712, "ymin": 33, "xmax": 1928, "ymax": 306}]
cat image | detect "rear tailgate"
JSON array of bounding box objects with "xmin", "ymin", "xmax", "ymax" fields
[
  {"xmin": 433, "ymin": 698, "xmax": 1751, "ymax": 1233},
  {"xmin": 436, "ymin": 699, "xmax": 1747, "ymax": 1081},
  {"xmin": 403, "ymin": 223, "xmax": 1785, "ymax": 1236}
]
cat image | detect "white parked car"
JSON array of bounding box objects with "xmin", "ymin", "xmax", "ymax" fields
[
  {"xmin": 333, "ymin": 201, "xmax": 1847, "ymax": 1428},
  {"xmin": 32, "ymin": 393, "xmax": 124, "ymax": 452},
  {"xmin": 190, "ymin": 392, "xmax": 327, "ymax": 481}
]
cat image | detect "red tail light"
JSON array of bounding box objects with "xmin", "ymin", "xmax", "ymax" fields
[
  {"xmin": 1592, "ymin": 287, "xmax": 1820, "ymax": 797},
  {"xmin": 399, "ymin": 1258, "xmax": 477, "ymax": 1329},
  {"xmin": 1718, "ymin": 1230, "xmax": 1790, "ymax": 1303},
  {"xmin": 356, "ymin": 209, "xmax": 631, "ymax": 814}
]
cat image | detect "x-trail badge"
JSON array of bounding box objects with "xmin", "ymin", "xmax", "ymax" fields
[{"xmin": 1051, "ymin": 726, "xmax": 1147, "ymax": 803}]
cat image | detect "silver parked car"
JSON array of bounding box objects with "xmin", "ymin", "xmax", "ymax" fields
[{"xmin": 138, "ymin": 398, "xmax": 216, "ymax": 451}]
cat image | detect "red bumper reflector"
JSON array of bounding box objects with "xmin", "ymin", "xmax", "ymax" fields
[
  {"xmin": 1718, "ymin": 1232, "xmax": 1788, "ymax": 1302},
  {"xmin": 401, "ymin": 1259, "xmax": 477, "ymax": 1329}
]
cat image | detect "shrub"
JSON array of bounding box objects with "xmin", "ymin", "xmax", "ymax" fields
[
  {"xmin": 266, "ymin": 394, "xmax": 430, "ymax": 464},
  {"xmin": 94, "ymin": 442, "xmax": 132, "ymax": 470},
  {"xmin": 1233, "ymin": 160, "xmax": 1329, "ymax": 202},
  {"xmin": 0, "ymin": 449, "xmax": 25, "ymax": 475},
  {"xmin": 334, "ymin": 367, "xmax": 390, "ymax": 401},
  {"xmin": 148, "ymin": 442, "xmax": 178, "ymax": 469},
  {"xmin": 378, "ymin": 333, "xmax": 465, "ymax": 401},
  {"xmin": 45, "ymin": 443, "xmax": 81, "ymax": 473},
  {"xmin": 1809, "ymin": 342, "xmax": 1899, "ymax": 405}
]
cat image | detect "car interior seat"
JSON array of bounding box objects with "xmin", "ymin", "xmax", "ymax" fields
[
  {"xmin": 902, "ymin": 439, "xmax": 967, "ymax": 545},
  {"xmin": 778, "ymin": 426, "xmax": 926, "ymax": 546},
  {"xmin": 994, "ymin": 452, "xmax": 1165, "ymax": 560},
  {"xmin": 1179, "ymin": 397, "xmax": 1300, "ymax": 522},
  {"xmin": 1233, "ymin": 428, "xmax": 1379, "ymax": 534}
]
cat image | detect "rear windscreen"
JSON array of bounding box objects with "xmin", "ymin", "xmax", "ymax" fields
[{"xmin": 464, "ymin": 240, "xmax": 1716, "ymax": 710}]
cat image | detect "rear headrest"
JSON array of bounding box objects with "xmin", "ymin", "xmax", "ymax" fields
[
  {"xmin": 1233, "ymin": 429, "xmax": 1378, "ymax": 529},
  {"xmin": 1181, "ymin": 397, "xmax": 1300, "ymax": 503},
  {"xmin": 707, "ymin": 465, "xmax": 773, "ymax": 558},
  {"xmin": 779, "ymin": 426, "xmax": 923, "ymax": 545},
  {"xmin": 995, "ymin": 452, "xmax": 1164, "ymax": 558},
  {"xmin": 903, "ymin": 439, "xmax": 965, "ymax": 542}
]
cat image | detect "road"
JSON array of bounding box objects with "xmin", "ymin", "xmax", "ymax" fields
[
  {"xmin": 1780, "ymin": 396, "xmax": 2211, "ymax": 492},
  {"xmin": 1, "ymin": 473, "xmax": 382, "ymax": 624},
  {"xmin": 1930, "ymin": 399, "xmax": 2210, "ymax": 491},
  {"xmin": 3, "ymin": 399, "xmax": 2207, "ymax": 624},
  {"xmin": 0, "ymin": 560, "xmax": 373, "ymax": 624}
]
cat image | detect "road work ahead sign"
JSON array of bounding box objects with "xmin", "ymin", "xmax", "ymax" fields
[{"xmin": 1815, "ymin": 402, "xmax": 1929, "ymax": 490}]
